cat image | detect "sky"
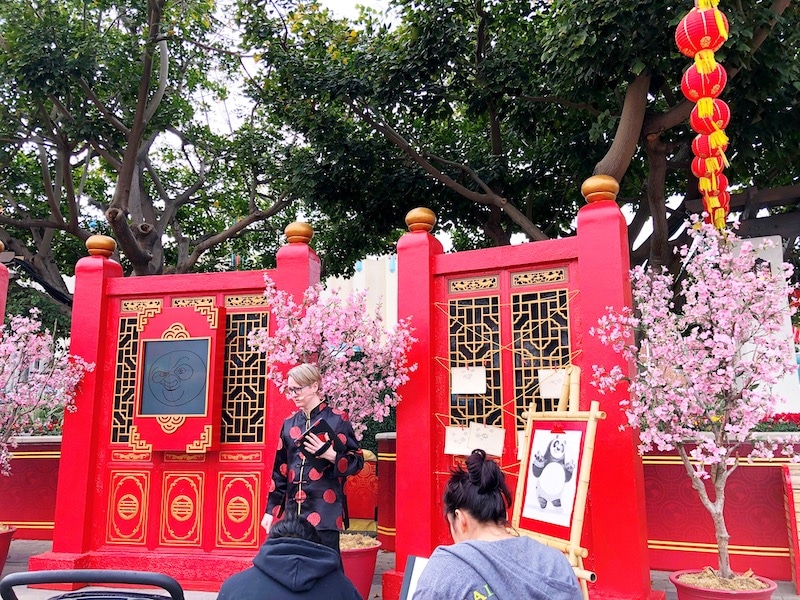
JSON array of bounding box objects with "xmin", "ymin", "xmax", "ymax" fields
[{"xmin": 322, "ymin": 0, "xmax": 390, "ymax": 20}]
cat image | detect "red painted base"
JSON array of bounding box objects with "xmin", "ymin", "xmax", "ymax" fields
[
  {"xmin": 669, "ymin": 571, "xmax": 777, "ymax": 600},
  {"xmin": 28, "ymin": 550, "xmax": 252, "ymax": 592},
  {"xmin": 381, "ymin": 569, "xmax": 403, "ymax": 600}
]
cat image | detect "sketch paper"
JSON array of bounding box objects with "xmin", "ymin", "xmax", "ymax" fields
[
  {"xmin": 537, "ymin": 368, "xmax": 567, "ymax": 399},
  {"xmin": 444, "ymin": 426, "xmax": 471, "ymax": 455},
  {"xmin": 451, "ymin": 366, "xmax": 487, "ymax": 395},
  {"xmin": 467, "ymin": 422, "xmax": 505, "ymax": 457}
]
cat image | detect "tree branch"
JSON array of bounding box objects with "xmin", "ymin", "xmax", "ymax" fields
[{"xmin": 593, "ymin": 74, "xmax": 651, "ymax": 180}]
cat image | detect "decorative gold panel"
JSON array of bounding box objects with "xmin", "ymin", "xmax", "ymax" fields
[
  {"xmin": 222, "ymin": 312, "xmax": 269, "ymax": 444},
  {"xmin": 173, "ymin": 297, "xmax": 215, "ymax": 308},
  {"xmin": 106, "ymin": 471, "xmax": 149, "ymax": 544},
  {"xmin": 112, "ymin": 317, "xmax": 139, "ymax": 444},
  {"xmin": 128, "ymin": 426, "xmax": 153, "ymax": 452},
  {"xmin": 217, "ymin": 473, "xmax": 259, "ymax": 548},
  {"xmin": 157, "ymin": 415, "xmax": 186, "ymax": 434},
  {"xmin": 512, "ymin": 268, "xmax": 567, "ymax": 287},
  {"xmin": 111, "ymin": 450, "xmax": 152, "ymax": 462},
  {"xmin": 220, "ymin": 451, "xmax": 263, "ymax": 462},
  {"xmin": 122, "ymin": 299, "xmax": 163, "ymax": 313},
  {"xmin": 448, "ymin": 297, "xmax": 502, "ymax": 427},
  {"xmin": 512, "ymin": 289, "xmax": 571, "ymax": 423},
  {"xmin": 120, "ymin": 299, "xmax": 163, "ymax": 331},
  {"xmin": 172, "ymin": 297, "xmax": 219, "ymax": 329},
  {"xmin": 186, "ymin": 425, "xmax": 214, "ymax": 453},
  {"xmin": 165, "ymin": 453, "xmax": 206, "ymax": 462},
  {"xmin": 160, "ymin": 472, "xmax": 203, "ymax": 546},
  {"xmin": 225, "ymin": 295, "xmax": 269, "ymax": 307},
  {"xmin": 449, "ymin": 276, "xmax": 499, "ymax": 294}
]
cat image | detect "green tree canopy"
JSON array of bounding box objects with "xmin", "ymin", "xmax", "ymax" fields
[{"xmin": 239, "ymin": 0, "xmax": 799, "ymax": 268}]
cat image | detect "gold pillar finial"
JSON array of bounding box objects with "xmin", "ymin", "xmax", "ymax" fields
[
  {"xmin": 284, "ymin": 222, "xmax": 314, "ymax": 244},
  {"xmin": 86, "ymin": 235, "xmax": 116, "ymax": 257},
  {"xmin": 581, "ymin": 175, "xmax": 619, "ymax": 204},
  {"xmin": 405, "ymin": 207, "xmax": 436, "ymax": 233}
]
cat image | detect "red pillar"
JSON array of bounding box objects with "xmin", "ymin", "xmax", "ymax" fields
[
  {"xmin": 51, "ymin": 236, "xmax": 123, "ymax": 555},
  {"xmin": 383, "ymin": 209, "xmax": 443, "ymax": 599},
  {"xmin": 575, "ymin": 176, "xmax": 659, "ymax": 599}
]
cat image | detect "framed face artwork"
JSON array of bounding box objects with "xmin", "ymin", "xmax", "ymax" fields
[{"xmin": 131, "ymin": 304, "xmax": 226, "ymax": 453}]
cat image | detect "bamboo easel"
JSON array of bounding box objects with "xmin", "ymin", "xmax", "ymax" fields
[{"xmin": 513, "ymin": 365, "xmax": 605, "ymax": 600}]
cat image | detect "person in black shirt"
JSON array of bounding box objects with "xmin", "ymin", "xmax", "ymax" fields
[{"xmin": 261, "ymin": 363, "xmax": 364, "ymax": 553}]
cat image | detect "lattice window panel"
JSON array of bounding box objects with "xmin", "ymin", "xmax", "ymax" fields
[
  {"xmin": 512, "ymin": 289, "xmax": 571, "ymax": 424},
  {"xmin": 222, "ymin": 312, "xmax": 269, "ymax": 444},
  {"xmin": 448, "ymin": 296, "xmax": 503, "ymax": 427},
  {"xmin": 112, "ymin": 317, "xmax": 140, "ymax": 444}
]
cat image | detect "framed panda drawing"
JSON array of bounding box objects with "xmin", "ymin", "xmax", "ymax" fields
[
  {"xmin": 522, "ymin": 425, "xmax": 582, "ymax": 527},
  {"xmin": 511, "ymin": 400, "xmax": 605, "ymax": 579}
]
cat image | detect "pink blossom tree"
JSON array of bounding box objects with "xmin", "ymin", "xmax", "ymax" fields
[
  {"xmin": 0, "ymin": 310, "xmax": 94, "ymax": 476},
  {"xmin": 591, "ymin": 222, "xmax": 798, "ymax": 579},
  {"xmin": 248, "ymin": 276, "xmax": 416, "ymax": 438}
]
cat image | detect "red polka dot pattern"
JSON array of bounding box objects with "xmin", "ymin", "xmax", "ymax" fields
[
  {"xmin": 323, "ymin": 489, "xmax": 337, "ymax": 503},
  {"xmin": 306, "ymin": 512, "xmax": 321, "ymax": 527}
]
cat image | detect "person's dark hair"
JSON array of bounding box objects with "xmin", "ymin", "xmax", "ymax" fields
[
  {"xmin": 443, "ymin": 449, "xmax": 512, "ymax": 525},
  {"xmin": 268, "ymin": 515, "xmax": 322, "ymax": 544}
]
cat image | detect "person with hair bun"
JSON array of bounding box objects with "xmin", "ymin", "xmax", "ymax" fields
[{"xmin": 412, "ymin": 449, "xmax": 581, "ymax": 600}]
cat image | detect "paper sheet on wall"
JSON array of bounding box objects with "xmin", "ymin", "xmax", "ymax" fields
[
  {"xmin": 537, "ymin": 368, "xmax": 566, "ymax": 399},
  {"xmin": 517, "ymin": 429, "xmax": 526, "ymax": 460},
  {"xmin": 444, "ymin": 426, "xmax": 471, "ymax": 455},
  {"xmin": 450, "ymin": 366, "xmax": 487, "ymax": 394},
  {"xmin": 467, "ymin": 422, "xmax": 505, "ymax": 457}
]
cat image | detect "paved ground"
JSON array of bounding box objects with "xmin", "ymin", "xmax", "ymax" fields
[{"xmin": 3, "ymin": 539, "xmax": 800, "ymax": 599}]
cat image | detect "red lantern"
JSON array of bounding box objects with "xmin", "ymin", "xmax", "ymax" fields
[
  {"xmin": 691, "ymin": 155, "xmax": 723, "ymax": 179},
  {"xmin": 690, "ymin": 99, "xmax": 730, "ymax": 134},
  {"xmin": 718, "ymin": 189, "xmax": 731, "ymax": 211},
  {"xmin": 692, "ymin": 133, "xmax": 728, "ymax": 158},
  {"xmin": 675, "ymin": 8, "xmax": 729, "ymax": 58},
  {"xmin": 681, "ymin": 63, "xmax": 727, "ymax": 102},
  {"xmin": 709, "ymin": 173, "xmax": 729, "ymax": 195}
]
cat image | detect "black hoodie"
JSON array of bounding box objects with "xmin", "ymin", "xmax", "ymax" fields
[{"xmin": 217, "ymin": 537, "xmax": 362, "ymax": 600}]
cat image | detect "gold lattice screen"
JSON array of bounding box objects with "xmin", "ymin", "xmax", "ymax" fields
[{"xmin": 447, "ymin": 269, "xmax": 572, "ymax": 431}]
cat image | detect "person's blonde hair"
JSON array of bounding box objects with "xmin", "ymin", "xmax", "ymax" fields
[{"xmin": 287, "ymin": 363, "xmax": 321, "ymax": 388}]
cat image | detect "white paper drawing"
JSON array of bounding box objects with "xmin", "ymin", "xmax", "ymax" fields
[
  {"xmin": 467, "ymin": 422, "xmax": 505, "ymax": 457},
  {"xmin": 444, "ymin": 426, "xmax": 471, "ymax": 455},
  {"xmin": 522, "ymin": 428, "xmax": 582, "ymax": 527},
  {"xmin": 537, "ymin": 368, "xmax": 566, "ymax": 399},
  {"xmin": 451, "ymin": 366, "xmax": 487, "ymax": 395}
]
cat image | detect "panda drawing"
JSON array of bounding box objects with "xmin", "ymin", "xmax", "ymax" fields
[{"xmin": 531, "ymin": 434, "xmax": 575, "ymax": 510}]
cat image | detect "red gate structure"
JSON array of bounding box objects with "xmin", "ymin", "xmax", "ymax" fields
[
  {"xmin": 387, "ymin": 175, "xmax": 662, "ymax": 600},
  {"xmin": 29, "ymin": 224, "xmax": 320, "ymax": 590}
]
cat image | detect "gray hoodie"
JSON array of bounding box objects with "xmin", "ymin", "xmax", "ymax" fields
[{"xmin": 412, "ymin": 536, "xmax": 582, "ymax": 600}]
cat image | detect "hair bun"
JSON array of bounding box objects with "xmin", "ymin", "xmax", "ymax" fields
[{"xmin": 466, "ymin": 449, "xmax": 503, "ymax": 494}]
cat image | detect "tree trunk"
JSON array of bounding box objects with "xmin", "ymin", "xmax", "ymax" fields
[{"xmin": 644, "ymin": 134, "xmax": 670, "ymax": 270}]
